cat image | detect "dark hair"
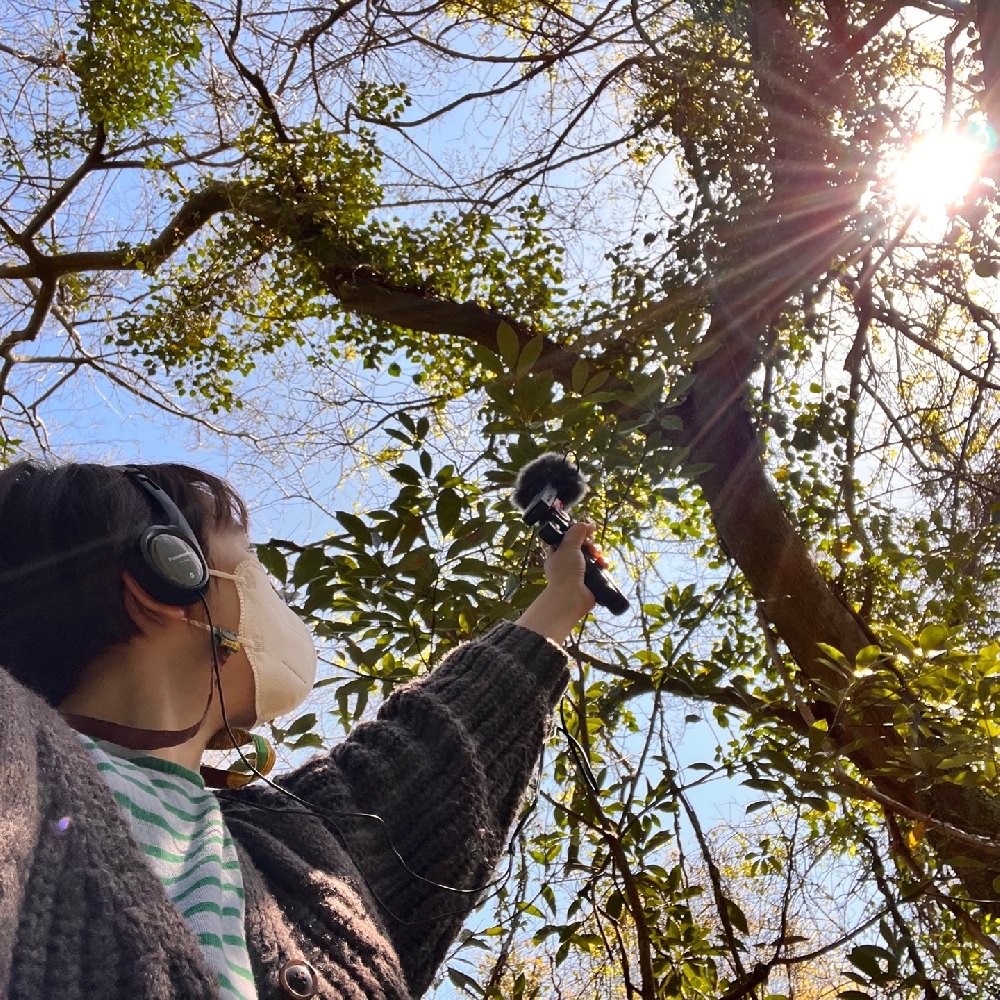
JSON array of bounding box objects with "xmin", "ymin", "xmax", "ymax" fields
[{"xmin": 0, "ymin": 461, "xmax": 248, "ymax": 705}]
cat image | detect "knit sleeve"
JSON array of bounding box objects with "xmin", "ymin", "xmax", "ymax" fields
[
  {"xmin": 0, "ymin": 669, "xmax": 43, "ymax": 998},
  {"xmin": 267, "ymin": 621, "xmax": 568, "ymax": 995}
]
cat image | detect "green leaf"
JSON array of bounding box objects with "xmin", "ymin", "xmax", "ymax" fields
[
  {"xmin": 918, "ymin": 623, "xmax": 950, "ymax": 652},
  {"xmin": 881, "ymin": 626, "xmax": 916, "ymax": 657},
  {"xmin": 470, "ymin": 342, "xmax": 503, "ymax": 374},
  {"xmin": 516, "ymin": 336, "xmax": 544, "ymax": 376},
  {"xmin": 255, "ymin": 543, "xmax": 288, "ymax": 584},
  {"xmin": 291, "ymin": 546, "xmax": 325, "ymax": 587},
  {"xmin": 848, "ymin": 944, "xmax": 894, "ymax": 978},
  {"xmin": 389, "ymin": 464, "xmax": 421, "ymax": 485},
  {"xmin": 854, "ymin": 644, "xmax": 882, "ymax": 669},
  {"xmin": 436, "ymin": 488, "xmax": 462, "ymax": 535},
  {"xmin": 571, "ymin": 357, "xmax": 589, "ymax": 393},
  {"xmin": 496, "ymin": 322, "xmax": 520, "ymax": 366},
  {"xmin": 582, "ymin": 370, "xmax": 610, "ymax": 394},
  {"xmin": 291, "ymin": 732, "xmax": 324, "ymax": 750},
  {"xmin": 726, "ymin": 898, "xmax": 749, "ymax": 935},
  {"xmin": 447, "ymin": 967, "xmax": 484, "ymax": 996},
  {"xmin": 335, "ymin": 511, "xmax": 372, "ymax": 546},
  {"xmin": 816, "ymin": 643, "xmax": 851, "ymax": 672},
  {"xmin": 682, "ymin": 462, "xmax": 713, "ymax": 478},
  {"xmin": 393, "ymin": 516, "xmax": 424, "ymax": 555},
  {"xmin": 686, "ymin": 338, "xmax": 722, "ymax": 363},
  {"xmin": 284, "ymin": 712, "xmax": 317, "ymax": 737}
]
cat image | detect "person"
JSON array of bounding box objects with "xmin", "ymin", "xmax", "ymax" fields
[{"xmin": 0, "ymin": 460, "xmax": 596, "ymax": 1000}]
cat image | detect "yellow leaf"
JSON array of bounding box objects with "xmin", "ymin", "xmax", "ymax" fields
[{"xmin": 979, "ymin": 719, "xmax": 1000, "ymax": 739}]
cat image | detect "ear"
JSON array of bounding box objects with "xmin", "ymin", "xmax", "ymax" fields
[{"xmin": 122, "ymin": 571, "xmax": 188, "ymax": 631}]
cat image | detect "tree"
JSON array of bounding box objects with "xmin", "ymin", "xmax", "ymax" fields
[{"xmin": 3, "ymin": 0, "xmax": 1000, "ymax": 995}]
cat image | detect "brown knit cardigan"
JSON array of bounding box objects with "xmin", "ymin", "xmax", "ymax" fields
[{"xmin": 0, "ymin": 621, "xmax": 569, "ymax": 1000}]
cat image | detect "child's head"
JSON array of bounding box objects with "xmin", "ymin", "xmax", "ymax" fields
[{"xmin": 0, "ymin": 460, "xmax": 248, "ymax": 706}]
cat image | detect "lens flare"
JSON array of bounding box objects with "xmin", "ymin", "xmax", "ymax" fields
[{"xmin": 893, "ymin": 130, "xmax": 989, "ymax": 211}]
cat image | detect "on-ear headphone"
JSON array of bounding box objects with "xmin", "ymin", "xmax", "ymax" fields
[{"xmin": 123, "ymin": 468, "xmax": 211, "ymax": 606}]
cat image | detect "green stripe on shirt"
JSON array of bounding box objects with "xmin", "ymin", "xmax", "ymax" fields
[
  {"xmin": 96, "ymin": 760, "xmax": 215, "ymax": 807},
  {"xmin": 79, "ymin": 733, "xmax": 258, "ymax": 1000},
  {"xmin": 143, "ymin": 835, "xmax": 228, "ymax": 866},
  {"xmin": 111, "ymin": 789, "xmax": 220, "ymax": 835},
  {"xmin": 172, "ymin": 875, "xmax": 246, "ymax": 903}
]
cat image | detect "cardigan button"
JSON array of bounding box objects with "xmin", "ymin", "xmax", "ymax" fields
[{"xmin": 278, "ymin": 959, "xmax": 319, "ymax": 998}]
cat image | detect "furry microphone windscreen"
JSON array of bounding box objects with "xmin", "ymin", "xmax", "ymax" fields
[{"xmin": 512, "ymin": 453, "xmax": 588, "ymax": 510}]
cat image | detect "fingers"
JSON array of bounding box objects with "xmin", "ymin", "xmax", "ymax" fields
[
  {"xmin": 543, "ymin": 522, "xmax": 595, "ymax": 559},
  {"xmin": 563, "ymin": 521, "xmax": 596, "ymax": 547}
]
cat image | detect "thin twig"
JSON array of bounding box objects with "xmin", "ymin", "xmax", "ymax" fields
[{"xmin": 833, "ymin": 766, "xmax": 1000, "ymax": 856}]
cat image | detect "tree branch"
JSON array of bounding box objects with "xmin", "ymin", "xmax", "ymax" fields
[
  {"xmin": 676, "ymin": 783, "xmax": 747, "ymax": 980},
  {"xmin": 0, "ymin": 278, "xmax": 56, "ymax": 398},
  {"xmin": 0, "ymin": 182, "xmax": 237, "ymax": 280},
  {"xmin": 290, "ymin": 0, "xmax": 369, "ymax": 50},
  {"xmin": 834, "ymin": 766, "xmax": 1000, "ymax": 857},
  {"xmin": 837, "ymin": 0, "xmax": 908, "ymax": 58},
  {"xmin": 975, "ymin": 0, "xmax": 1000, "ymax": 142},
  {"xmin": 562, "ymin": 733, "xmax": 657, "ymax": 1000},
  {"xmin": 0, "ymin": 40, "xmax": 65, "ymax": 68},
  {"xmin": 23, "ymin": 125, "xmax": 106, "ymax": 240}
]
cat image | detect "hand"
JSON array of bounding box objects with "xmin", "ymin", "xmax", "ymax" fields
[
  {"xmin": 515, "ymin": 522, "xmax": 597, "ymax": 645},
  {"xmin": 541, "ymin": 521, "xmax": 598, "ymax": 619}
]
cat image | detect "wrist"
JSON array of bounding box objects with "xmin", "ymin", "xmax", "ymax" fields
[
  {"xmin": 515, "ymin": 583, "xmax": 592, "ymax": 645},
  {"xmin": 543, "ymin": 580, "xmax": 595, "ymax": 622}
]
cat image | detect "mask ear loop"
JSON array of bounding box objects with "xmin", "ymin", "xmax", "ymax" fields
[{"xmin": 195, "ymin": 593, "xmax": 533, "ymax": 924}]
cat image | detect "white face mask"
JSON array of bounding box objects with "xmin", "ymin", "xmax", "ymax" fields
[{"xmin": 197, "ymin": 558, "xmax": 318, "ymax": 726}]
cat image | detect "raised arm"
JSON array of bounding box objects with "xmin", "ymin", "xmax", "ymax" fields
[
  {"xmin": 225, "ymin": 524, "xmax": 596, "ymax": 995},
  {"xmin": 314, "ymin": 622, "xmax": 571, "ymax": 991}
]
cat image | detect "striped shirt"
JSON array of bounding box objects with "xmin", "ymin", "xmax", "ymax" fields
[{"xmin": 78, "ymin": 733, "xmax": 258, "ymax": 1000}]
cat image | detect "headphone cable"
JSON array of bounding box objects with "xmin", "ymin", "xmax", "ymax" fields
[{"xmin": 198, "ymin": 595, "xmax": 532, "ymax": 925}]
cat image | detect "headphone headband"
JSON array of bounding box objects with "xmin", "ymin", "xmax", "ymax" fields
[{"xmin": 123, "ymin": 467, "xmax": 210, "ymax": 606}]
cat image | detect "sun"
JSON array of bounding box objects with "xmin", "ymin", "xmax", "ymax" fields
[{"xmin": 891, "ymin": 130, "xmax": 989, "ymax": 212}]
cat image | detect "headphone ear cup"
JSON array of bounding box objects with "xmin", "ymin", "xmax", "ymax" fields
[
  {"xmin": 127, "ymin": 527, "xmax": 209, "ymax": 606},
  {"xmin": 123, "ymin": 470, "xmax": 210, "ymax": 605}
]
